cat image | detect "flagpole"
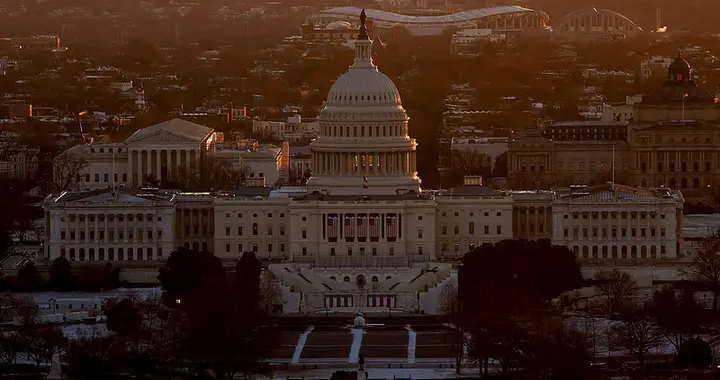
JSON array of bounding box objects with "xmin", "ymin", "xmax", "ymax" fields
[
  {"xmin": 612, "ymin": 145, "xmax": 615, "ymax": 189},
  {"xmin": 682, "ymin": 93, "xmax": 688, "ymax": 123}
]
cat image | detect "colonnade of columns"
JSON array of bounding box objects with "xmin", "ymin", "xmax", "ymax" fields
[
  {"xmin": 130, "ymin": 148, "xmax": 198, "ymax": 186},
  {"xmin": 312, "ymin": 151, "xmax": 417, "ymax": 176}
]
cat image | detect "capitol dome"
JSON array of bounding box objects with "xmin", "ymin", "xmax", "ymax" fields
[
  {"xmin": 307, "ymin": 9, "xmax": 421, "ymax": 196},
  {"xmin": 325, "ymin": 66, "xmax": 402, "ymax": 107}
]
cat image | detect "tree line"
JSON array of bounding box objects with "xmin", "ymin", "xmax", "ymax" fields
[
  {"xmin": 0, "ymin": 248, "xmax": 281, "ymax": 379},
  {"xmin": 445, "ymin": 239, "xmax": 717, "ymax": 378},
  {"xmin": 1, "ymin": 258, "xmax": 121, "ymax": 293}
]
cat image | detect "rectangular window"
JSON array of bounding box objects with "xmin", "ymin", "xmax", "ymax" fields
[
  {"xmin": 99, "ymin": 231, "xmax": 105, "ymax": 240},
  {"xmin": 238, "ymin": 243, "xmax": 243, "ymax": 253},
  {"xmin": 267, "ymin": 226, "xmax": 273, "ymax": 236},
  {"xmin": 302, "ymin": 230, "xmax": 307, "ymax": 239},
  {"xmin": 123, "ymin": 173, "xmax": 127, "ymax": 182},
  {"xmin": 496, "ymin": 225, "xmax": 502, "ymax": 235},
  {"xmin": 268, "ymin": 244, "xmax": 273, "ymax": 253},
  {"xmin": 280, "ymin": 244, "xmax": 285, "ymax": 252},
  {"xmin": 226, "ymin": 244, "xmax": 230, "ymax": 253},
  {"xmin": 104, "ymin": 173, "xmax": 108, "ymax": 182},
  {"xmin": 484, "ymin": 225, "xmax": 489, "ymax": 234},
  {"xmin": 238, "ymin": 226, "xmax": 243, "ymax": 236},
  {"xmin": 60, "ymin": 231, "xmax": 66, "ymax": 240},
  {"xmin": 563, "ymin": 228, "xmax": 568, "ymax": 238}
]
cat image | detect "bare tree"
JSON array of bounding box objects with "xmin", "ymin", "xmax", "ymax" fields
[
  {"xmin": 0, "ymin": 332, "xmax": 22, "ymax": 364},
  {"xmin": 52, "ymin": 151, "xmax": 88, "ymax": 191},
  {"xmin": 0, "ymin": 293, "xmax": 16, "ymax": 322},
  {"xmin": 438, "ymin": 282, "xmax": 462, "ymax": 317},
  {"xmin": 258, "ymin": 270, "xmax": 282, "ymax": 316},
  {"xmin": 13, "ymin": 296, "xmax": 38, "ymax": 326},
  {"xmin": 18, "ymin": 325, "xmax": 67, "ymax": 366},
  {"xmin": 683, "ymin": 237, "xmax": 720, "ymax": 312},
  {"xmin": 185, "ymin": 156, "xmax": 249, "ymax": 190},
  {"xmin": 593, "ymin": 269, "xmax": 638, "ymax": 313},
  {"xmin": 610, "ymin": 315, "xmax": 664, "ymax": 364}
]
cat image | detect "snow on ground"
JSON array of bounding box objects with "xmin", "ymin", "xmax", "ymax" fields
[
  {"xmin": 12, "ymin": 287, "xmax": 162, "ymax": 304},
  {"xmin": 61, "ymin": 323, "xmax": 110, "ymax": 339},
  {"xmin": 564, "ymin": 315, "xmax": 713, "ymax": 358},
  {"xmin": 264, "ymin": 367, "xmax": 485, "ymax": 379},
  {"xmin": 683, "ymin": 213, "xmax": 720, "ymax": 238}
]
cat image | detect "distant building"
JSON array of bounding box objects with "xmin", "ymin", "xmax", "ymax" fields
[
  {"xmin": 0, "ymin": 35, "xmax": 60, "ymax": 52},
  {"xmin": 450, "ymin": 28, "xmax": 503, "ymax": 54},
  {"xmin": 0, "ymin": 102, "xmax": 32, "ymax": 119},
  {"xmin": 252, "ymin": 115, "xmax": 319, "ymax": 142},
  {"xmin": 640, "ymin": 56, "xmax": 673, "ymax": 80}
]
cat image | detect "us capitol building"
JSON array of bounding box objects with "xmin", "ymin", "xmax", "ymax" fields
[{"xmin": 42, "ymin": 13, "xmax": 688, "ymax": 314}]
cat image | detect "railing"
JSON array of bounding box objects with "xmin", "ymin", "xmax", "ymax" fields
[{"xmin": 292, "ymin": 255, "xmax": 431, "ymax": 268}]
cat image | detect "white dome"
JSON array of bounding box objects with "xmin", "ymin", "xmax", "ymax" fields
[
  {"xmin": 325, "ymin": 68, "xmax": 402, "ymax": 107},
  {"xmin": 326, "ymin": 20, "xmax": 353, "ymax": 30}
]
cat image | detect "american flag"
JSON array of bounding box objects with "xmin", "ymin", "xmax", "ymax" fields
[
  {"xmin": 369, "ymin": 214, "xmax": 380, "ymax": 241},
  {"xmin": 344, "ymin": 214, "xmax": 355, "ymax": 240},
  {"xmin": 387, "ymin": 214, "xmax": 397, "ymax": 241},
  {"xmin": 327, "ymin": 215, "xmax": 339, "ymax": 241},
  {"xmin": 357, "ymin": 214, "xmax": 367, "ymax": 241}
]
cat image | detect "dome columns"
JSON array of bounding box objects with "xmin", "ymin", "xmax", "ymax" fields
[{"xmin": 313, "ymin": 151, "xmax": 417, "ymax": 176}]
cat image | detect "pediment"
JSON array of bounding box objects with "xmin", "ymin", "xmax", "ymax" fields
[{"xmin": 128, "ymin": 130, "xmax": 197, "ymax": 144}]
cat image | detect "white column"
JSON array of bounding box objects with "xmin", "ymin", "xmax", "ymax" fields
[
  {"xmin": 156, "ymin": 149, "xmax": 162, "ymax": 182},
  {"xmin": 137, "ymin": 150, "xmax": 144, "ymax": 186}
]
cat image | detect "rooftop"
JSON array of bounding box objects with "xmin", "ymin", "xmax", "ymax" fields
[
  {"xmin": 318, "ymin": 6, "xmax": 547, "ymax": 25},
  {"xmin": 125, "ymin": 118, "xmax": 213, "ymax": 143}
]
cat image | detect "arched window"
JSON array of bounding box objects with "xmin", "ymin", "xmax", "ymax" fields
[
  {"xmin": 454, "ymin": 225, "xmax": 459, "ymax": 235},
  {"xmin": 79, "ymin": 248, "xmax": 85, "ymax": 261},
  {"xmin": 386, "ymin": 276, "xmax": 392, "ymax": 280},
  {"xmin": 330, "ymin": 276, "xmax": 336, "ymax": 281},
  {"xmin": 99, "ymin": 248, "xmax": 105, "ymax": 261},
  {"xmin": 582, "ymin": 246, "xmax": 589, "ymax": 258},
  {"xmin": 592, "ymin": 246, "xmax": 599, "ymax": 258},
  {"xmin": 651, "ymin": 245, "xmax": 657, "ymax": 258},
  {"xmin": 69, "ymin": 248, "xmax": 76, "ymax": 261},
  {"xmin": 681, "ymin": 178, "xmax": 688, "ymax": 189},
  {"xmin": 343, "ymin": 276, "xmax": 350, "ymax": 282},
  {"xmin": 128, "ymin": 248, "xmax": 134, "ymax": 261},
  {"xmin": 469, "ymin": 222, "xmax": 475, "ymax": 235},
  {"xmin": 147, "ymin": 248, "xmax": 153, "ymax": 260},
  {"xmin": 693, "ymin": 178, "xmax": 700, "ymax": 189},
  {"xmin": 137, "ymin": 248, "xmax": 144, "ymax": 260},
  {"xmin": 202, "ymin": 242, "xmax": 208, "ymax": 251},
  {"xmin": 118, "ymin": 248, "xmax": 124, "ymax": 260},
  {"xmin": 669, "ymin": 178, "xmax": 676, "ymax": 188},
  {"xmin": 601, "ymin": 245, "xmax": 608, "ymax": 258},
  {"xmin": 611, "ymin": 246, "xmax": 618, "ymax": 258},
  {"xmin": 184, "ymin": 242, "xmax": 190, "ymax": 249},
  {"xmin": 631, "ymin": 245, "xmax": 637, "ymax": 258},
  {"xmin": 108, "ymin": 248, "xmax": 114, "ymax": 261},
  {"xmin": 89, "ymin": 248, "xmax": 95, "ymax": 261},
  {"xmin": 572, "ymin": 246, "xmax": 579, "ymax": 256},
  {"xmin": 641, "ymin": 245, "xmax": 647, "ymax": 258},
  {"xmin": 372, "ymin": 276, "xmax": 378, "ymax": 282},
  {"xmin": 192, "ymin": 242, "xmax": 199, "ymax": 251},
  {"xmin": 621, "ymin": 245, "xmax": 628, "ymax": 258}
]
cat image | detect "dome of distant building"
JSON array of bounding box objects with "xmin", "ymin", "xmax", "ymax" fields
[
  {"xmin": 325, "ymin": 69, "xmax": 402, "ymax": 108},
  {"xmin": 326, "ymin": 20, "xmax": 353, "ymax": 30},
  {"xmin": 643, "ymin": 55, "xmax": 716, "ymax": 104}
]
